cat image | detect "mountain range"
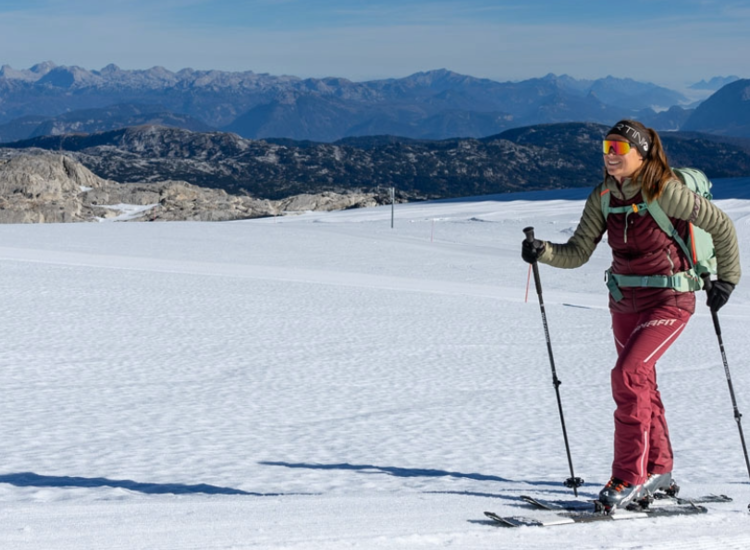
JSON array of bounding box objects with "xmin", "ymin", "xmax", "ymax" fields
[{"xmin": 0, "ymin": 62, "xmax": 747, "ymax": 143}]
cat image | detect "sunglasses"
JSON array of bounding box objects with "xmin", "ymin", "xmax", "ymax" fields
[{"xmin": 602, "ymin": 140, "xmax": 633, "ymax": 155}]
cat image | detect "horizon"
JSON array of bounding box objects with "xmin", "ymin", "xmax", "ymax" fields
[
  {"xmin": 6, "ymin": 60, "xmax": 738, "ymax": 85},
  {"xmin": 0, "ymin": 60, "xmax": 742, "ymax": 103},
  {"xmin": 0, "ymin": 1, "xmax": 748, "ymax": 91}
]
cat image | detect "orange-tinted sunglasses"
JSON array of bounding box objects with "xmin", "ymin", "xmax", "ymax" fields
[{"xmin": 603, "ymin": 140, "xmax": 633, "ymax": 155}]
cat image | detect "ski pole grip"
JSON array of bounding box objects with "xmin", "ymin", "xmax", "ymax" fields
[
  {"xmin": 523, "ymin": 226, "xmax": 535, "ymax": 243},
  {"xmin": 523, "ymin": 227, "xmax": 543, "ymax": 295},
  {"xmin": 700, "ymin": 272, "xmax": 722, "ymax": 334}
]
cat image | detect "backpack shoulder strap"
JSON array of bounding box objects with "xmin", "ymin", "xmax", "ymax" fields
[
  {"xmin": 646, "ymin": 199, "xmax": 694, "ymax": 268},
  {"xmin": 600, "ymin": 189, "xmax": 611, "ymax": 220}
]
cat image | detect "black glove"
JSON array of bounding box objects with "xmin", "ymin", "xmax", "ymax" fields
[
  {"xmin": 706, "ymin": 280, "xmax": 734, "ymax": 312},
  {"xmin": 522, "ymin": 238, "xmax": 545, "ymax": 264}
]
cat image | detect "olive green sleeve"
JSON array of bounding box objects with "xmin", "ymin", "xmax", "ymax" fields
[
  {"xmin": 537, "ymin": 187, "xmax": 607, "ymax": 269},
  {"xmin": 658, "ymin": 180, "xmax": 741, "ymax": 285}
]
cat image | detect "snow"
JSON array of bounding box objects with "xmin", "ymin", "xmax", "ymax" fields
[
  {"xmin": 94, "ymin": 203, "xmax": 159, "ymax": 222},
  {"xmin": 1, "ymin": 178, "xmax": 750, "ymax": 549}
]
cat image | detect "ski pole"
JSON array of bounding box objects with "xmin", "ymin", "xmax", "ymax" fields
[
  {"xmin": 701, "ymin": 274, "xmax": 750, "ymax": 508},
  {"xmin": 524, "ymin": 227, "xmax": 584, "ymax": 496}
]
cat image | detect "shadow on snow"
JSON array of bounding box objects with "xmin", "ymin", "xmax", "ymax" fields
[
  {"xmin": 0, "ymin": 472, "xmax": 308, "ymax": 497},
  {"xmin": 260, "ymin": 462, "xmax": 586, "ymax": 494},
  {"xmin": 260, "ymin": 461, "xmax": 569, "ymax": 489},
  {"xmin": 260, "ymin": 461, "xmax": 513, "ymax": 482}
]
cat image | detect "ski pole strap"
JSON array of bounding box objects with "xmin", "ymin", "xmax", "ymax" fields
[{"xmin": 605, "ymin": 268, "xmax": 703, "ymax": 301}]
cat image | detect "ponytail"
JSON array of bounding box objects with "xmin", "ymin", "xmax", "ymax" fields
[{"xmin": 628, "ymin": 126, "xmax": 675, "ymax": 201}]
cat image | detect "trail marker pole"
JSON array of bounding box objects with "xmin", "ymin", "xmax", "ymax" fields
[{"xmin": 391, "ymin": 187, "xmax": 396, "ymax": 229}]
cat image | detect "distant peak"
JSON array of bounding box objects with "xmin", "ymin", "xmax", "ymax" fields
[
  {"xmin": 407, "ymin": 68, "xmax": 463, "ymax": 79},
  {"xmin": 419, "ymin": 68, "xmax": 452, "ymax": 75},
  {"xmin": 100, "ymin": 63, "xmax": 122, "ymax": 73},
  {"xmin": 145, "ymin": 65, "xmax": 169, "ymax": 72},
  {"xmin": 30, "ymin": 61, "xmax": 57, "ymax": 74},
  {"xmin": 689, "ymin": 75, "xmax": 741, "ymax": 91}
]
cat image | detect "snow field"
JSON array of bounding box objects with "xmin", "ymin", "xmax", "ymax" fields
[{"xmin": 1, "ymin": 180, "xmax": 749, "ymax": 549}]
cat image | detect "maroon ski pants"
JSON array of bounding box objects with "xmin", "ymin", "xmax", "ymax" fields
[{"xmin": 610, "ymin": 305, "xmax": 692, "ymax": 485}]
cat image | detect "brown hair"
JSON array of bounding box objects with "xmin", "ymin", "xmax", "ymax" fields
[{"xmin": 605, "ymin": 119, "xmax": 676, "ymax": 201}]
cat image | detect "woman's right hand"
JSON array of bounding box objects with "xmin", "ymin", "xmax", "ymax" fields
[{"xmin": 522, "ymin": 238, "xmax": 545, "ymax": 264}]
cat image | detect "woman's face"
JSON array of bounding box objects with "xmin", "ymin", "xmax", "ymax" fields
[{"xmin": 603, "ymin": 134, "xmax": 644, "ymax": 182}]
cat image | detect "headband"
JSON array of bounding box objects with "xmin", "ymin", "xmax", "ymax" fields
[{"xmin": 606, "ymin": 121, "xmax": 652, "ymax": 158}]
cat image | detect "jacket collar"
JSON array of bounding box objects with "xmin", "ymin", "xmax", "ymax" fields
[{"xmin": 604, "ymin": 174, "xmax": 643, "ymax": 201}]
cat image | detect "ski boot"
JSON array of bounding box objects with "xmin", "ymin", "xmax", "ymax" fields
[
  {"xmin": 596, "ymin": 476, "xmax": 646, "ymax": 513},
  {"xmin": 644, "ymin": 472, "xmax": 678, "ymax": 496},
  {"xmin": 636, "ymin": 473, "xmax": 680, "ymax": 509}
]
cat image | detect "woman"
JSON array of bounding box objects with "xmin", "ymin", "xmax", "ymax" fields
[{"xmin": 521, "ymin": 119, "xmax": 741, "ymax": 511}]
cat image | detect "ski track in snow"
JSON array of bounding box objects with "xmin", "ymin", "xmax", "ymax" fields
[{"xmin": 1, "ymin": 180, "xmax": 749, "ymax": 549}]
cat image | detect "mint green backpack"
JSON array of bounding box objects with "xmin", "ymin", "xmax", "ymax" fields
[{"xmin": 601, "ymin": 168, "xmax": 717, "ymax": 301}]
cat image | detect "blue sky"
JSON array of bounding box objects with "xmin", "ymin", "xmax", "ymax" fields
[{"xmin": 0, "ymin": 0, "xmax": 748, "ymax": 90}]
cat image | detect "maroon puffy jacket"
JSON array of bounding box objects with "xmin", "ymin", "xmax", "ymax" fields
[{"xmin": 607, "ymin": 190, "xmax": 696, "ymax": 314}]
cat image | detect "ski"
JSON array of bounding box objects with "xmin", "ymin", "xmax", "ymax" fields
[
  {"xmin": 519, "ymin": 493, "xmax": 732, "ymax": 512},
  {"xmin": 484, "ymin": 503, "xmax": 708, "ymax": 528}
]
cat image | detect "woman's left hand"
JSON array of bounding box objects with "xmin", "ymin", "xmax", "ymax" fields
[{"xmin": 706, "ymin": 280, "xmax": 735, "ymax": 312}]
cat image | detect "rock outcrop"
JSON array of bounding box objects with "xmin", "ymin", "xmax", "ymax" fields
[
  {"xmin": 0, "ymin": 154, "xmax": 104, "ymax": 223},
  {"xmin": 0, "ymin": 153, "xmax": 383, "ymax": 223}
]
